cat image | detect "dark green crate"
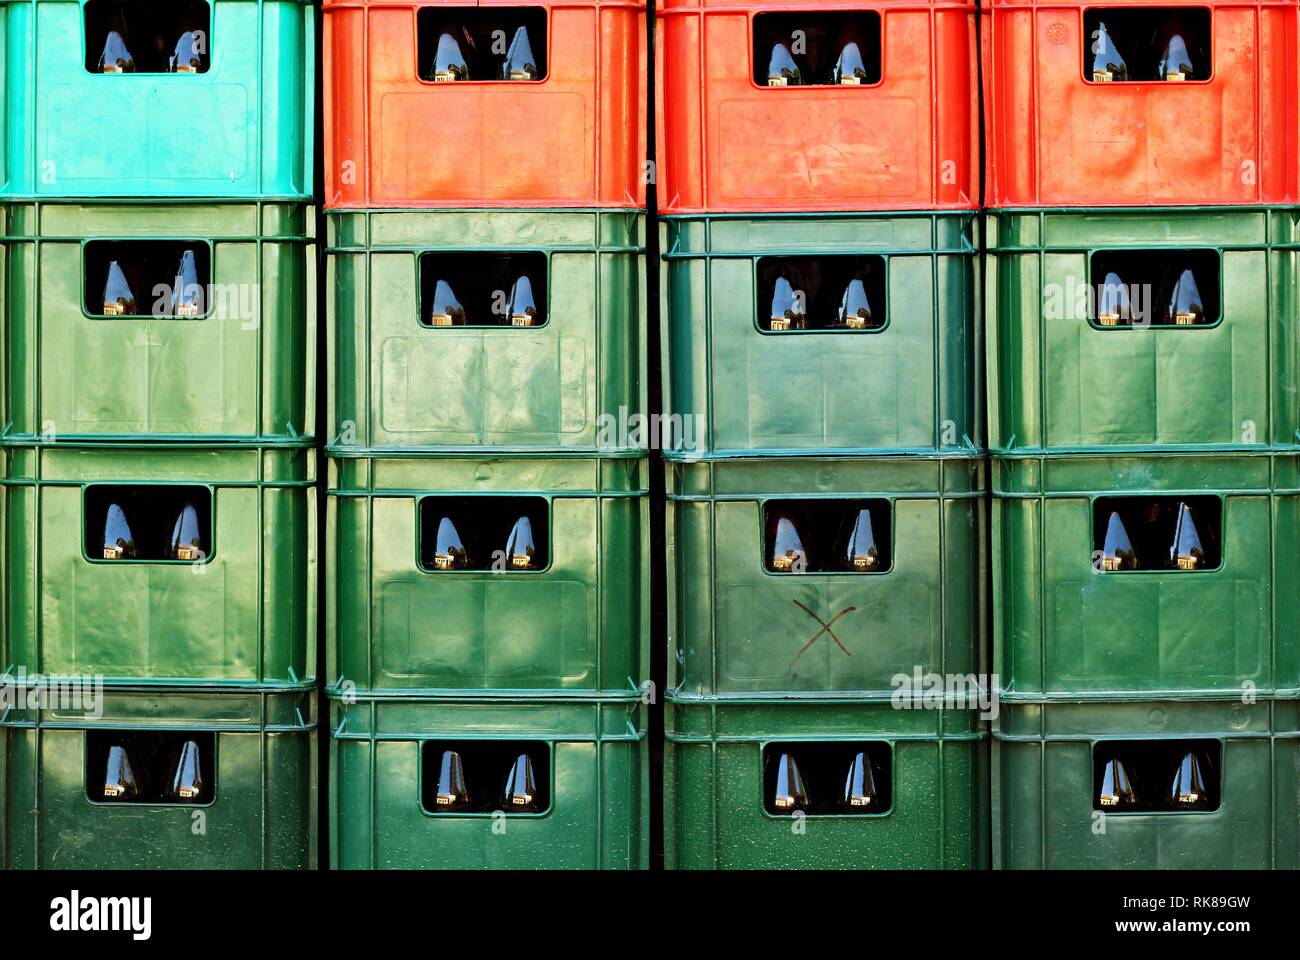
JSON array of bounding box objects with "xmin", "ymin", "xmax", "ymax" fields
[
  {"xmin": 987, "ymin": 207, "xmax": 1300, "ymax": 453},
  {"xmin": 330, "ymin": 694, "xmax": 648, "ymax": 870},
  {"xmin": 1, "ymin": 688, "xmax": 316, "ymax": 870},
  {"xmin": 0, "ymin": 443, "xmax": 316, "ymax": 688},
  {"xmin": 993, "ymin": 452, "xmax": 1300, "ymax": 699},
  {"xmin": 665, "ymin": 697, "xmax": 988, "ymax": 870},
  {"xmin": 326, "ymin": 209, "xmax": 645, "ymax": 454},
  {"xmin": 994, "ymin": 699, "xmax": 1300, "ymax": 870},
  {"xmin": 667, "ymin": 455, "xmax": 986, "ymax": 697},
  {"xmin": 662, "ymin": 212, "xmax": 982, "ymax": 457},
  {"xmin": 327, "ymin": 453, "xmax": 648, "ymax": 696},
  {"xmin": 0, "ymin": 201, "xmax": 315, "ymax": 443}
]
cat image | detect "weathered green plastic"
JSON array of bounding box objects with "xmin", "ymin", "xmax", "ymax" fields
[
  {"xmin": 0, "ymin": 443, "xmax": 317, "ymax": 687},
  {"xmin": 661, "ymin": 213, "xmax": 982, "ymax": 457},
  {"xmin": 667, "ymin": 455, "xmax": 986, "ymax": 697},
  {"xmin": 987, "ymin": 208, "xmax": 1300, "ymax": 453},
  {"xmin": 665, "ymin": 697, "xmax": 988, "ymax": 870},
  {"xmin": 327, "ymin": 453, "xmax": 648, "ymax": 696},
  {"xmin": 330, "ymin": 694, "xmax": 647, "ymax": 870},
  {"xmin": 0, "ymin": 688, "xmax": 317, "ymax": 869},
  {"xmin": 327, "ymin": 210, "xmax": 646, "ymax": 454},
  {"xmin": 0, "ymin": 0, "xmax": 314, "ymax": 198},
  {"xmin": 994, "ymin": 698, "xmax": 1300, "ymax": 870},
  {"xmin": 0, "ymin": 201, "xmax": 315, "ymax": 443},
  {"xmin": 993, "ymin": 452, "xmax": 1300, "ymax": 699}
]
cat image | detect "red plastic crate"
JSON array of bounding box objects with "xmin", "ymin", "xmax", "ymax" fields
[
  {"xmin": 324, "ymin": 0, "xmax": 646, "ymax": 208},
  {"xmin": 983, "ymin": 0, "xmax": 1300, "ymax": 207},
  {"xmin": 656, "ymin": 0, "xmax": 979, "ymax": 214}
]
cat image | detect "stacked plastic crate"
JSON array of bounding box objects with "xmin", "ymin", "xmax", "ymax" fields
[
  {"xmin": 322, "ymin": 0, "xmax": 650, "ymax": 868},
  {"xmin": 0, "ymin": 0, "xmax": 317, "ymax": 868},
  {"xmin": 984, "ymin": 0, "xmax": 1300, "ymax": 867},
  {"xmin": 658, "ymin": 0, "xmax": 988, "ymax": 868}
]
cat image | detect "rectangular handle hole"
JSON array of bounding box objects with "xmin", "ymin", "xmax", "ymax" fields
[
  {"xmin": 762, "ymin": 741, "xmax": 892, "ymax": 815},
  {"xmin": 422, "ymin": 740, "xmax": 551, "ymax": 815},
  {"xmin": 1088, "ymin": 248, "xmax": 1219, "ymax": 327},
  {"xmin": 763, "ymin": 499, "xmax": 891, "ymax": 573},
  {"xmin": 757, "ymin": 256, "xmax": 886, "ymax": 332},
  {"xmin": 416, "ymin": 7, "xmax": 548, "ymax": 82},
  {"xmin": 1093, "ymin": 739, "xmax": 1221, "ymax": 812},
  {"xmin": 1083, "ymin": 7, "xmax": 1212, "ymax": 83},
  {"xmin": 1094, "ymin": 495, "xmax": 1221, "ymax": 572},
  {"xmin": 85, "ymin": 484, "xmax": 212, "ymax": 563},
  {"xmin": 85, "ymin": 0, "xmax": 211, "ymax": 74},
  {"xmin": 87, "ymin": 730, "xmax": 215, "ymax": 804},
  {"xmin": 419, "ymin": 252, "xmax": 547, "ymax": 328},
  {"xmin": 419, "ymin": 495, "xmax": 549, "ymax": 572},
  {"xmin": 84, "ymin": 240, "xmax": 212, "ymax": 319},
  {"xmin": 753, "ymin": 11, "xmax": 882, "ymax": 87}
]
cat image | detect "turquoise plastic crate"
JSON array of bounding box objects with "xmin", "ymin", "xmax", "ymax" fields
[{"xmin": 0, "ymin": 0, "xmax": 314, "ymax": 198}]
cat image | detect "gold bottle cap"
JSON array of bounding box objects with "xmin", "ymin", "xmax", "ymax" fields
[
  {"xmin": 772, "ymin": 554, "xmax": 794, "ymax": 571},
  {"xmin": 510, "ymin": 69, "xmax": 530, "ymax": 81},
  {"xmin": 176, "ymin": 545, "xmax": 199, "ymax": 561},
  {"xmin": 103, "ymin": 64, "xmax": 125, "ymax": 75},
  {"xmin": 434, "ymin": 72, "xmax": 458, "ymax": 83},
  {"xmin": 1092, "ymin": 70, "xmax": 1114, "ymax": 82},
  {"xmin": 177, "ymin": 785, "xmax": 199, "ymax": 798},
  {"xmin": 839, "ymin": 76, "xmax": 863, "ymax": 86},
  {"xmin": 1101, "ymin": 555, "xmax": 1123, "ymax": 571},
  {"xmin": 1174, "ymin": 311, "xmax": 1197, "ymax": 325},
  {"xmin": 175, "ymin": 64, "xmax": 198, "ymax": 75},
  {"xmin": 104, "ymin": 545, "xmax": 124, "ymax": 560},
  {"xmin": 772, "ymin": 795, "xmax": 794, "ymax": 809},
  {"xmin": 510, "ymin": 313, "xmax": 535, "ymax": 327},
  {"xmin": 1176, "ymin": 791, "xmax": 1201, "ymax": 803},
  {"xmin": 1099, "ymin": 794, "xmax": 1118, "ymax": 807},
  {"xmin": 770, "ymin": 317, "xmax": 791, "ymax": 331},
  {"xmin": 1098, "ymin": 311, "xmax": 1120, "ymax": 327},
  {"xmin": 104, "ymin": 784, "xmax": 125, "ymax": 797},
  {"xmin": 103, "ymin": 303, "xmax": 126, "ymax": 316},
  {"xmin": 851, "ymin": 554, "xmax": 877, "ymax": 570},
  {"xmin": 843, "ymin": 316, "xmax": 868, "ymax": 330},
  {"xmin": 1175, "ymin": 554, "xmax": 1199, "ymax": 570},
  {"xmin": 1165, "ymin": 71, "xmax": 1187, "ymax": 82},
  {"xmin": 428, "ymin": 313, "xmax": 454, "ymax": 327},
  {"xmin": 176, "ymin": 302, "xmax": 201, "ymax": 318},
  {"xmin": 434, "ymin": 554, "xmax": 456, "ymax": 570},
  {"xmin": 847, "ymin": 795, "xmax": 871, "ymax": 807},
  {"xmin": 768, "ymin": 77, "xmax": 788, "ymax": 87}
]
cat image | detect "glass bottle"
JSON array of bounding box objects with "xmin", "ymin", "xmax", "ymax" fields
[
  {"xmin": 499, "ymin": 25, "xmax": 539, "ymax": 80},
  {"xmin": 829, "ymin": 41, "xmax": 869, "ymax": 85},
  {"xmin": 428, "ymin": 279, "xmax": 467, "ymax": 326},
  {"xmin": 102, "ymin": 260, "xmax": 138, "ymax": 316},
  {"xmin": 837, "ymin": 506, "xmax": 882, "ymax": 571},
  {"xmin": 767, "ymin": 43, "xmax": 803, "ymax": 86},
  {"xmin": 102, "ymin": 744, "xmax": 140, "ymax": 799},
  {"xmin": 506, "ymin": 275, "xmax": 540, "ymax": 326},
  {"xmin": 1165, "ymin": 268, "xmax": 1205, "ymax": 325},
  {"xmin": 1157, "ymin": 22, "xmax": 1198, "ymax": 81},
  {"xmin": 102, "ymin": 503, "xmax": 137, "ymax": 560},
  {"xmin": 767, "ymin": 512, "xmax": 809, "ymax": 572},
  {"xmin": 167, "ymin": 740, "xmax": 204, "ymax": 800},
  {"xmin": 167, "ymin": 503, "xmax": 204, "ymax": 561},
  {"xmin": 1089, "ymin": 21, "xmax": 1128, "ymax": 82},
  {"xmin": 842, "ymin": 751, "xmax": 879, "ymax": 810},
  {"xmin": 502, "ymin": 754, "xmax": 540, "ymax": 811},
  {"xmin": 504, "ymin": 516, "xmax": 539, "ymax": 570},
  {"xmin": 430, "ymin": 514, "xmax": 472, "ymax": 570},
  {"xmin": 1169, "ymin": 749, "xmax": 1210, "ymax": 809},
  {"xmin": 1100, "ymin": 510, "xmax": 1138, "ymax": 571},
  {"xmin": 834, "ymin": 277, "xmax": 875, "ymax": 329},
  {"xmin": 99, "ymin": 30, "xmax": 136, "ymax": 74},
  {"xmin": 433, "ymin": 750, "xmax": 470, "ymax": 810},
  {"xmin": 768, "ymin": 275, "xmax": 805, "ymax": 331},
  {"xmin": 1096, "ymin": 271, "xmax": 1133, "ymax": 326},
  {"xmin": 1098, "ymin": 756, "xmax": 1137, "ymax": 808},
  {"xmin": 771, "ymin": 752, "xmax": 810, "ymax": 812},
  {"xmin": 1168, "ymin": 501, "xmax": 1206, "ymax": 570},
  {"xmin": 432, "ymin": 31, "xmax": 471, "ymax": 82},
  {"xmin": 169, "ymin": 31, "xmax": 203, "ymax": 74},
  {"xmin": 169, "ymin": 250, "xmax": 204, "ymax": 318}
]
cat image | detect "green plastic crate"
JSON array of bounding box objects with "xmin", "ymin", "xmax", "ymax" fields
[
  {"xmin": 993, "ymin": 452, "xmax": 1300, "ymax": 699},
  {"xmin": 0, "ymin": 687, "xmax": 316, "ymax": 870},
  {"xmin": 0, "ymin": 443, "xmax": 316, "ymax": 688},
  {"xmin": 987, "ymin": 207, "xmax": 1300, "ymax": 453},
  {"xmin": 667, "ymin": 455, "xmax": 986, "ymax": 697},
  {"xmin": 326, "ymin": 209, "xmax": 646, "ymax": 454},
  {"xmin": 665, "ymin": 697, "xmax": 988, "ymax": 870},
  {"xmin": 994, "ymin": 698, "xmax": 1300, "ymax": 870},
  {"xmin": 327, "ymin": 453, "xmax": 648, "ymax": 696},
  {"xmin": 330, "ymin": 694, "xmax": 648, "ymax": 870},
  {"xmin": 0, "ymin": 0, "xmax": 314, "ymax": 198},
  {"xmin": 661, "ymin": 213, "xmax": 982, "ymax": 457},
  {"xmin": 0, "ymin": 201, "xmax": 315, "ymax": 444}
]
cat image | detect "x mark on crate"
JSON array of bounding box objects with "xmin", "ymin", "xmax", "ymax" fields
[{"xmin": 788, "ymin": 599, "xmax": 857, "ymax": 671}]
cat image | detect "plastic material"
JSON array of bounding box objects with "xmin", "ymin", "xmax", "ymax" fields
[
  {"xmin": 324, "ymin": 0, "xmax": 646, "ymax": 209},
  {"xmin": 993, "ymin": 452, "xmax": 1300, "ymax": 699},
  {"xmin": 994, "ymin": 699, "xmax": 1300, "ymax": 869},
  {"xmin": 982, "ymin": 0, "xmax": 1300, "ymax": 207},
  {"xmin": 0, "ymin": 688, "xmax": 317, "ymax": 869},
  {"xmin": 1, "ymin": 201, "xmax": 315, "ymax": 444},
  {"xmin": 327, "ymin": 209, "xmax": 645, "ymax": 454},
  {"xmin": 662, "ymin": 214, "xmax": 981, "ymax": 457},
  {"xmin": 657, "ymin": 0, "xmax": 979, "ymax": 213},
  {"xmin": 668, "ymin": 455, "xmax": 985, "ymax": 696},
  {"xmin": 988, "ymin": 208, "xmax": 1300, "ymax": 453},
  {"xmin": 0, "ymin": 444, "xmax": 316, "ymax": 688},
  {"xmin": 327, "ymin": 454, "xmax": 648, "ymax": 695},
  {"xmin": 330, "ymin": 694, "xmax": 647, "ymax": 869},
  {"xmin": 665, "ymin": 697, "xmax": 988, "ymax": 869},
  {"xmin": 1, "ymin": 0, "xmax": 314, "ymax": 199}
]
